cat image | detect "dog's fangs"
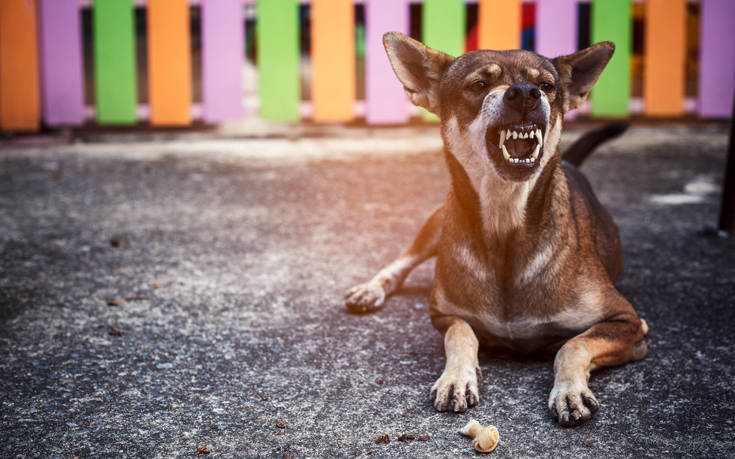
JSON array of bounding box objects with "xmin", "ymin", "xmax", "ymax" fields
[{"xmin": 345, "ymin": 32, "xmax": 648, "ymax": 428}]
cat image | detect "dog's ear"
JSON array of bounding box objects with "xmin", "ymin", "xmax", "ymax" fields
[
  {"xmin": 553, "ymin": 41, "xmax": 615, "ymax": 112},
  {"xmin": 383, "ymin": 32, "xmax": 454, "ymax": 115}
]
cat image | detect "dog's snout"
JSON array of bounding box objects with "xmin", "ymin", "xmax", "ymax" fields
[{"xmin": 503, "ymin": 83, "xmax": 541, "ymax": 115}]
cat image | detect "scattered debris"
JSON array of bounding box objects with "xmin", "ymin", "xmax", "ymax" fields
[
  {"xmin": 276, "ymin": 422, "xmax": 286, "ymax": 429},
  {"xmin": 418, "ymin": 435, "xmax": 430, "ymax": 441},
  {"xmin": 460, "ymin": 420, "xmax": 499, "ymax": 453},
  {"xmin": 376, "ymin": 434, "xmax": 393, "ymax": 444},
  {"xmin": 108, "ymin": 328, "xmax": 124, "ymax": 337},
  {"xmin": 405, "ymin": 434, "xmax": 415, "ymax": 440},
  {"xmin": 397, "ymin": 434, "xmax": 407, "ymax": 442},
  {"xmin": 107, "ymin": 295, "xmax": 150, "ymax": 306},
  {"xmin": 150, "ymin": 281, "xmax": 174, "ymax": 288},
  {"xmin": 109, "ymin": 237, "xmax": 120, "ymax": 247},
  {"xmin": 195, "ymin": 445, "xmax": 210, "ymax": 455}
]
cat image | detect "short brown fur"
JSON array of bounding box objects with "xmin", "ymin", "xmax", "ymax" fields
[{"xmin": 345, "ymin": 32, "xmax": 647, "ymax": 427}]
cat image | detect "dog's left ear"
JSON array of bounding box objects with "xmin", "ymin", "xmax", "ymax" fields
[
  {"xmin": 553, "ymin": 41, "xmax": 615, "ymax": 112},
  {"xmin": 383, "ymin": 32, "xmax": 455, "ymax": 115}
]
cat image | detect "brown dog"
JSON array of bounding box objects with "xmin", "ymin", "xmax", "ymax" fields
[{"xmin": 345, "ymin": 33, "xmax": 648, "ymax": 427}]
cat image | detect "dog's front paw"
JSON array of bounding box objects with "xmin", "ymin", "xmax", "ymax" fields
[
  {"xmin": 344, "ymin": 281, "xmax": 386, "ymax": 313},
  {"xmin": 430, "ymin": 366, "xmax": 481, "ymax": 413},
  {"xmin": 549, "ymin": 381, "xmax": 600, "ymax": 427}
]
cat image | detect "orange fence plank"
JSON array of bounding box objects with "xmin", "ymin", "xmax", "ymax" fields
[
  {"xmin": 311, "ymin": 0, "xmax": 355, "ymax": 121},
  {"xmin": 644, "ymin": 0, "xmax": 686, "ymax": 116},
  {"xmin": 147, "ymin": 0, "xmax": 192, "ymax": 125},
  {"xmin": 0, "ymin": 0, "xmax": 40, "ymax": 131},
  {"xmin": 478, "ymin": 0, "xmax": 521, "ymax": 50}
]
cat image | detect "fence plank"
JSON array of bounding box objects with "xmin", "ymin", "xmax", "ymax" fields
[
  {"xmin": 590, "ymin": 0, "xmax": 631, "ymax": 117},
  {"xmin": 478, "ymin": 0, "xmax": 521, "ymax": 50},
  {"xmin": 536, "ymin": 0, "xmax": 577, "ymax": 58},
  {"xmin": 257, "ymin": 0, "xmax": 300, "ymax": 121},
  {"xmin": 38, "ymin": 0, "xmax": 85, "ymax": 126},
  {"xmin": 147, "ymin": 0, "xmax": 192, "ymax": 125},
  {"xmin": 312, "ymin": 0, "xmax": 355, "ymax": 121},
  {"xmin": 422, "ymin": 0, "xmax": 465, "ymax": 120},
  {"xmin": 0, "ymin": 0, "xmax": 40, "ymax": 131},
  {"xmin": 93, "ymin": 0, "xmax": 138, "ymax": 124},
  {"xmin": 201, "ymin": 0, "xmax": 244, "ymax": 123},
  {"xmin": 698, "ymin": 0, "xmax": 735, "ymax": 118},
  {"xmin": 365, "ymin": 0, "xmax": 409, "ymax": 124},
  {"xmin": 644, "ymin": 0, "xmax": 685, "ymax": 116}
]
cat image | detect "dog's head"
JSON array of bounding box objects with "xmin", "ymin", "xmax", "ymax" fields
[{"xmin": 383, "ymin": 33, "xmax": 614, "ymax": 183}]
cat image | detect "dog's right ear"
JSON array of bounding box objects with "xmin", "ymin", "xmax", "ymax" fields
[{"xmin": 383, "ymin": 32, "xmax": 454, "ymax": 115}]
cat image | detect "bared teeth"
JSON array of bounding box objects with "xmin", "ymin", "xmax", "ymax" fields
[
  {"xmin": 501, "ymin": 144, "xmax": 511, "ymax": 160},
  {"xmin": 496, "ymin": 126, "xmax": 543, "ymax": 165},
  {"xmin": 532, "ymin": 144, "xmax": 541, "ymax": 160}
]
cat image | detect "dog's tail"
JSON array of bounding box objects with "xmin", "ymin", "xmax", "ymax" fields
[{"xmin": 562, "ymin": 122, "xmax": 629, "ymax": 167}]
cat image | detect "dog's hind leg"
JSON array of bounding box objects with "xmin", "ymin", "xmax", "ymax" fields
[
  {"xmin": 345, "ymin": 206, "xmax": 444, "ymax": 313},
  {"xmin": 549, "ymin": 296, "xmax": 647, "ymax": 427}
]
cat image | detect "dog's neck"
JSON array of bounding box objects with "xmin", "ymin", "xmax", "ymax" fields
[{"xmin": 443, "ymin": 116, "xmax": 566, "ymax": 247}]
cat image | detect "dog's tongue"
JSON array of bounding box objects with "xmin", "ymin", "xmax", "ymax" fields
[{"xmin": 506, "ymin": 138, "xmax": 536, "ymax": 158}]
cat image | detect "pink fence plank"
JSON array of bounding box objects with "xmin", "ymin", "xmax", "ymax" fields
[
  {"xmin": 201, "ymin": 0, "xmax": 244, "ymax": 122},
  {"xmin": 535, "ymin": 0, "xmax": 577, "ymax": 59},
  {"xmin": 698, "ymin": 0, "xmax": 735, "ymax": 118},
  {"xmin": 365, "ymin": 0, "xmax": 410, "ymax": 124},
  {"xmin": 537, "ymin": 0, "xmax": 580, "ymax": 120},
  {"xmin": 38, "ymin": 0, "xmax": 84, "ymax": 126}
]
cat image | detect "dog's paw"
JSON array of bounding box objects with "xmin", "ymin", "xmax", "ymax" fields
[
  {"xmin": 429, "ymin": 366, "xmax": 481, "ymax": 413},
  {"xmin": 344, "ymin": 281, "xmax": 386, "ymax": 313},
  {"xmin": 548, "ymin": 381, "xmax": 600, "ymax": 427}
]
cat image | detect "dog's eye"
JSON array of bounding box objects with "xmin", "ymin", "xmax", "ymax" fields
[
  {"xmin": 539, "ymin": 82, "xmax": 555, "ymax": 93},
  {"xmin": 469, "ymin": 81, "xmax": 487, "ymax": 92}
]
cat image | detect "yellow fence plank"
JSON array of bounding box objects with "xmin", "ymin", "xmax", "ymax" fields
[
  {"xmin": 0, "ymin": 0, "xmax": 40, "ymax": 131},
  {"xmin": 311, "ymin": 0, "xmax": 355, "ymax": 121},
  {"xmin": 147, "ymin": 0, "xmax": 192, "ymax": 125},
  {"xmin": 644, "ymin": 0, "xmax": 686, "ymax": 116},
  {"xmin": 478, "ymin": 0, "xmax": 521, "ymax": 50}
]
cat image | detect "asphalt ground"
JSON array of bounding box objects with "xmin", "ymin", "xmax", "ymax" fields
[{"xmin": 1, "ymin": 124, "xmax": 734, "ymax": 458}]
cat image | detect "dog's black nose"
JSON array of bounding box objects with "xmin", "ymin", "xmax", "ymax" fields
[{"xmin": 504, "ymin": 83, "xmax": 541, "ymax": 115}]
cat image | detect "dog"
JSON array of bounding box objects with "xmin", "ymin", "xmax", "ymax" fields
[{"xmin": 345, "ymin": 32, "xmax": 648, "ymax": 427}]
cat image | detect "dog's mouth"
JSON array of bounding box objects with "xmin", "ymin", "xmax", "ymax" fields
[{"xmin": 486, "ymin": 122, "xmax": 545, "ymax": 169}]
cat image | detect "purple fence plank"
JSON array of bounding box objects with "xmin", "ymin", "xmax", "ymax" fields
[
  {"xmin": 536, "ymin": 0, "xmax": 580, "ymax": 120},
  {"xmin": 365, "ymin": 0, "xmax": 410, "ymax": 124},
  {"xmin": 201, "ymin": 0, "xmax": 244, "ymax": 123},
  {"xmin": 38, "ymin": 0, "xmax": 84, "ymax": 126},
  {"xmin": 698, "ymin": 0, "xmax": 735, "ymax": 118},
  {"xmin": 536, "ymin": 0, "xmax": 577, "ymax": 59}
]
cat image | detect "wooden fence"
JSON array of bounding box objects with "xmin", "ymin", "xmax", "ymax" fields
[{"xmin": 0, "ymin": 0, "xmax": 733, "ymax": 132}]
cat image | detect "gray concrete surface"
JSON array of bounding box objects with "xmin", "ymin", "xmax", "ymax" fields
[{"xmin": 1, "ymin": 124, "xmax": 734, "ymax": 458}]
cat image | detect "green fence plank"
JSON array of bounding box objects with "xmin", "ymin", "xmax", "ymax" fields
[
  {"xmin": 257, "ymin": 0, "xmax": 300, "ymax": 122},
  {"xmin": 92, "ymin": 0, "xmax": 137, "ymax": 124},
  {"xmin": 590, "ymin": 0, "xmax": 631, "ymax": 117},
  {"xmin": 421, "ymin": 0, "xmax": 465, "ymax": 121}
]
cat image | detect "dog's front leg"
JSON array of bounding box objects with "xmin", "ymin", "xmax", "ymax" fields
[
  {"xmin": 345, "ymin": 206, "xmax": 444, "ymax": 313},
  {"xmin": 549, "ymin": 309, "xmax": 648, "ymax": 427},
  {"xmin": 430, "ymin": 317, "xmax": 481, "ymax": 412}
]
